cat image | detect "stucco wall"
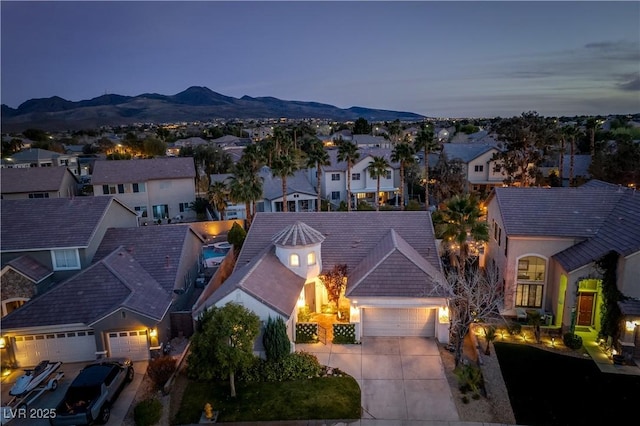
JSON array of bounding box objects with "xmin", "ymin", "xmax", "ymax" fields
[{"xmin": 620, "ymin": 251, "xmax": 640, "ymax": 298}]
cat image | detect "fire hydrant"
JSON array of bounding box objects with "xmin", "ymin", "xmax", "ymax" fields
[{"xmin": 204, "ymin": 403, "xmax": 214, "ymax": 420}]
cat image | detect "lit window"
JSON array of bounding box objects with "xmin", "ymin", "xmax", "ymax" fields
[
  {"xmin": 307, "ymin": 252, "xmax": 316, "ymax": 266},
  {"xmin": 290, "ymin": 254, "xmax": 300, "ymax": 267},
  {"xmin": 51, "ymin": 249, "xmax": 81, "ymax": 271},
  {"xmin": 516, "ymin": 256, "xmax": 546, "ymax": 308}
]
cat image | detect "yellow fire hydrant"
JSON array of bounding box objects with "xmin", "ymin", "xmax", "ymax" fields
[{"xmin": 204, "ymin": 403, "xmax": 214, "ymax": 420}]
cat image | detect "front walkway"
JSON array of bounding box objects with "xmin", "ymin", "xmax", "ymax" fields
[
  {"xmin": 297, "ymin": 337, "xmax": 460, "ymax": 422},
  {"xmin": 576, "ymin": 328, "xmax": 640, "ymax": 375}
]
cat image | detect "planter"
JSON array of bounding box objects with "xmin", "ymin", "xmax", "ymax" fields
[{"xmin": 199, "ymin": 410, "xmax": 219, "ymax": 424}]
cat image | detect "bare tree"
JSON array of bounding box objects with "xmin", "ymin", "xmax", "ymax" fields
[{"xmin": 432, "ymin": 266, "xmax": 506, "ymax": 366}]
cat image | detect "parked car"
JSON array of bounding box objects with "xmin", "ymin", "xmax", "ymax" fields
[{"xmin": 51, "ymin": 358, "xmax": 134, "ymax": 425}]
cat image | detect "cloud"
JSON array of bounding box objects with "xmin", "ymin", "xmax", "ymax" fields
[{"xmin": 617, "ymin": 74, "xmax": 640, "ymax": 91}]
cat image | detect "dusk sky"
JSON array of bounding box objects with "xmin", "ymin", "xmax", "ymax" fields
[{"xmin": 1, "ymin": 1, "xmax": 639, "ymax": 118}]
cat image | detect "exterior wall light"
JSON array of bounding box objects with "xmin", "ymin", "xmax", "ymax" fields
[{"xmin": 0, "ymin": 337, "xmax": 5, "ymax": 349}]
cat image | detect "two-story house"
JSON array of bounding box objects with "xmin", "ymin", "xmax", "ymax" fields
[
  {"xmin": 440, "ymin": 143, "xmax": 505, "ymax": 196},
  {"xmin": 1, "ymin": 148, "xmax": 79, "ymax": 175},
  {"xmin": 91, "ymin": 157, "xmax": 197, "ymax": 224},
  {"xmin": 485, "ymin": 182, "xmax": 640, "ymax": 358},
  {"xmin": 0, "ymin": 167, "xmax": 79, "ymax": 199}
]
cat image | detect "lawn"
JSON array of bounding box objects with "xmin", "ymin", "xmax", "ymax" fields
[
  {"xmin": 172, "ymin": 376, "xmax": 361, "ymax": 424},
  {"xmin": 494, "ymin": 342, "xmax": 640, "ymax": 426}
]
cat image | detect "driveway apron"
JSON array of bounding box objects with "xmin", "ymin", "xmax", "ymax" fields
[{"xmin": 298, "ymin": 337, "xmax": 459, "ymax": 422}]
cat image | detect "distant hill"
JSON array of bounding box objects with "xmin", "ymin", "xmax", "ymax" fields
[{"xmin": 1, "ymin": 86, "xmax": 425, "ymax": 132}]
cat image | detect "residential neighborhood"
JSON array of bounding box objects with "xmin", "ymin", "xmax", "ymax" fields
[{"xmin": 1, "ymin": 113, "xmax": 639, "ymax": 426}]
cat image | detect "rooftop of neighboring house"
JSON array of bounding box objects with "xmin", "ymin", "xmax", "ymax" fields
[
  {"xmin": 352, "ymin": 134, "xmax": 388, "ymax": 146},
  {"xmin": 0, "ymin": 167, "xmax": 78, "ymax": 194},
  {"xmin": 4, "ymin": 255, "xmax": 53, "ymax": 283},
  {"xmin": 258, "ymin": 167, "xmax": 317, "ymax": 200},
  {"xmin": 4, "ymin": 147, "xmax": 73, "ymax": 162},
  {"xmin": 93, "ymin": 224, "xmax": 204, "ymax": 293},
  {"xmin": 1, "ymin": 197, "xmax": 131, "ymax": 252},
  {"xmin": 441, "ymin": 143, "xmax": 499, "ymax": 163},
  {"xmin": 325, "ymin": 147, "xmax": 400, "ymax": 172},
  {"xmin": 1, "ymin": 247, "xmax": 171, "ymax": 330},
  {"xmin": 172, "ymin": 136, "xmax": 209, "ymax": 147},
  {"xmin": 91, "ymin": 157, "xmax": 195, "ymax": 184}
]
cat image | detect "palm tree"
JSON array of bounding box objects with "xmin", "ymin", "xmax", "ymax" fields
[
  {"xmin": 585, "ymin": 117, "xmax": 600, "ymax": 157},
  {"xmin": 391, "ymin": 141, "xmax": 415, "ymax": 210},
  {"xmin": 271, "ymin": 154, "xmax": 298, "ymax": 212},
  {"xmin": 433, "ymin": 194, "xmax": 489, "ymax": 275},
  {"xmin": 208, "ymin": 180, "xmax": 229, "ymax": 221},
  {"xmin": 229, "ymin": 165, "xmax": 263, "ymax": 227},
  {"xmin": 304, "ymin": 140, "xmax": 330, "ymax": 212},
  {"xmin": 413, "ymin": 123, "xmax": 438, "ymax": 210},
  {"xmin": 367, "ymin": 155, "xmax": 390, "ymax": 211},
  {"xmin": 337, "ymin": 140, "xmax": 360, "ymax": 211},
  {"xmin": 564, "ymin": 126, "xmax": 582, "ymax": 187}
]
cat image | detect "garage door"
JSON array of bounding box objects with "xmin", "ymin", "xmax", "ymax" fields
[
  {"xmin": 13, "ymin": 330, "xmax": 97, "ymax": 367},
  {"xmin": 363, "ymin": 308, "xmax": 436, "ymax": 337},
  {"xmin": 108, "ymin": 330, "xmax": 149, "ymax": 361}
]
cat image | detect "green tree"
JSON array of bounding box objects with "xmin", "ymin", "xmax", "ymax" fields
[
  {"xmin": 188, "ymin": 303, "xmax": 260, "ymax": 397},
  {"xmin": 304, "ymin": 140, "xmax": 330, "ymax": 212},
  {"xmin": 319, "ymin": 264, "xmax": 348, "ymax": 315},
  {"xmin": 1, "ymin": 138, "xmax": 23, "ymax": 157},
  {"xmin": 271, "ymin": 155, "xmax": 298, "ymax": 212},
  {"xmin": 208, "ymin": 180, "xmax": 229, "ymax": 221},
  {"xmin": 585, "ymin": 117, "xmax": 601, "ymax": 157},
  {"xmin": 391, "ymin": 141, "xmax": 415, "ymax": 210},
  {"xmin": 142, "ymin": 137, "xmax": 167, "ymax": 157},
  {"xmin": 433, "ymin": 194, "xmax": 489, "ymax": 275},
  {"xmin": 23, "ymin": 128, "xmax": 49, "ymax": 142},
  {"xmin": 563, "ymin": 125, "xmax": 583, "ymax": 187},
  {"xmin": 229, "ymin": 165, "xmax": 263, "ymax": 227},
  {"xmin": 189, "ymin": 198, "xmax": 209, "ymax": 220},
  {"xmin": 367, "ymin": 156, "xmax": 391, "ymax": 211},
  {"xmin": 263, "ymin": 316, "xmax": 290, "ymax": 362},
  {"xmin": 337, "ymin": 140, "xmax": 360, "ymax": 212},
  {"xmin": 227, "ymin": 222, "xmax": 247, "ymax": 254},
  {"xmin": 589, "ymin": 135, "xmax": 640, "ymax": 187},
  {"xmin": 413, "ymin": 123, "xmax": 439, "ymax": 209},
  {"xmin": 353, "ymin": 117, "xmax": 371, "ymax": 135},
  {"xmin": 431, "ymin": 153, "xmax": 466, "ymax": 206}
]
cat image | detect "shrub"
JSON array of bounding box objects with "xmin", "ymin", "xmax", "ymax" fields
[
  {"xmin": 241, "ymin": 351, "xmax": 322, "ymax": 382},
  {"xmin": 134, "ymin": 398, "xmax": 162, "ymax": 426},
  {"xmin": 332, "ymin": 323, "xmax": 356, "ymax": 344},
  {"xmin": 295, "ymin": 322, "xmax": 318, "ymax": 343},
  {"xmin": 454, "ymin": 364, "xmax": 483, "ymax": 395},
  {"xmin": 508, "ymin": 321, "xmax": 522, "ymax": 335},
  {"xmin": 298, "ymin": 305, "xmax": 312, "ymax": 322},
  {"xmin": 147, "ymin": 356, "xmax": 177, "ymax": 390},
  {"xmin": 563, "ymin": 332, "xmax": 583, "ymax": 349},
  {"xmin": 263, "ymin": 316, "xmax": 290, "ymax": 362},
  {"xmin": 406, "ymin": 200, "xmax": 422, "ymax": 211},
  {"xmin": 227, "ymin": 222, "xmax": 246, "ymax": 250}
]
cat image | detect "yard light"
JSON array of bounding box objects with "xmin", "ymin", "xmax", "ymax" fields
[{"xmin": 551, "ymin": 337, "xmax": 555, "ymax": 347}]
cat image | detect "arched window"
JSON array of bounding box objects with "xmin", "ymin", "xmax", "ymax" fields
[
  {"xmin": 307, "ymin": 252, "xmax": 316, "ymax": 266},
  {"xmin": 515, "ymin": 256, "xmax": 546, "ymax": 308},
  {"xmin": 290, "ymin": 254, "xmax": 300, "ymax": 267}
]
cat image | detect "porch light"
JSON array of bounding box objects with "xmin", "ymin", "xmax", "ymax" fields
[
  {"xmin": 149, "ymin": 328, "xmax": 158, "ymax": 338},
  {"xmin": 625, "ymin": 321, "xmax": 637, "ymax": 331},
  {"xmin": 0, "ymin": 337, "xmax": 5, "ymax": 349},
  {"xmin": 438, "ymin": 306, "xmax": 449, "ymax": 323},
  {"xmin": 297, "ymin": 295, "xmax": 305, "ymax": 308}
]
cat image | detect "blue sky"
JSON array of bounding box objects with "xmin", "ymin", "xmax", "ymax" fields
[{"xmin": 1, "ymin": 1, "xmax": 639, "ymax": 118}]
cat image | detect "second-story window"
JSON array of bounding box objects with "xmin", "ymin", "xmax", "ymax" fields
[
  {"xmin": 290, "ymin": 254, "xmax": 300, "ymax": 267},
  {"xmin": 474, "ymin": 165, "xmax": 484, "ymax": 172},
  {"xmin": 352, "ymin": 173, "xmax": 361, "ymax": 181},
  {"xmin": 385, "ymin": 170, "xmax": 391, "ymax": 179},
  {"xmin": 331, "ymin": 173, "xmax": 340, "ymax": 181},
  {"xmin": 132, "ymin": 182, "xmax": 146, "ymax": 193},
  {"xmin": 307, "ymin": 252, "xmax": 316, "ymax": 266}
]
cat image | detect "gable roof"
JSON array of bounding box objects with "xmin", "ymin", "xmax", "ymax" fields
[
  {"xmin": 4, "ymin": 255, "xmax": 53, "ymax": 283},
  {"xmin": 1, "ymin": 197, "xmax": 128, "ymax": 252},
  {"xmin": 489, "ymin": 186, "xmax": 624, "ymax": 238},
  {"xmin": 237, "ymin": 211, "xmax": 442, "ymax": 277},
  {"xmin": 194, "ymin": 246, "xmax": 305, "ymax": 318},
  {"xmin": 91, "ymin": 157, "xmax": 195, "ymax": 184},
  {"xmin": 347, "ymin": 229, "xmax": 446, "ymax": 298},
  {"xmin": 259, "ymin": 167, "xmax": 317, "ymax": 200},
  {"xmin": 441, "ymin": 143, "xmax": 498, "ymax": 163},
  {"xmin": 553, "ymin": 190, "xmax": 640, "ymax": 272},
  {"xmin": 6, "ymin": 148, "xmax": 70, "ymax": 162},
  {"xmin": 1, "ymin": 247, "xmax": 171, "ymax": 330},
  {"xmin": 93, "ymin": 224, "xmax": 203, "ymax": 293},
  {"xmin": 0, "ymin": 167, "xmax": 78, "ymax": 194}
]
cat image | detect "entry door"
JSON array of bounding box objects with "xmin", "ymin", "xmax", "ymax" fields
[{"xmin": 577, "ymin": 293, "xmax": 594, "ymax": 326}]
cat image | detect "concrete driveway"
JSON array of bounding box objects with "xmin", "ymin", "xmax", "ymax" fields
[
  {"xmin": 1, "ymin": 360, "xmax": 147, "ymax": 426},
  {"xmin": 298, "ymin": 337, "xmax": 459, "ymax": 422}
]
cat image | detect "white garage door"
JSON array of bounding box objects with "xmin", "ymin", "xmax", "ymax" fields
[
  {"xmin": 108, "ymin": 330, "xmax": 149, "ymax": 361},
  {"xmin": 363, "ymin": 308, "xmax": 436, "ymax": 337},
  {"xmin": 13, "ymin": 330, "xmax": 97, "ymax": 367}
]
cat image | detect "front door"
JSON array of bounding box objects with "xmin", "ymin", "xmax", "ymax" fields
[{"xmin": 577, "ymin": 293, "xmax": 594, "ymax": 326}]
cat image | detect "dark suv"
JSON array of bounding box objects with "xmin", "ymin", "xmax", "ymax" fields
[{"xmin": 51, "ymin": 358, "xmax": 134, "ymax": 425}]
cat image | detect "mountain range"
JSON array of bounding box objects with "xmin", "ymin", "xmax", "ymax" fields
[{"xmin": 1, "ymin": 86, "xmax": 424, "ymax": 132}]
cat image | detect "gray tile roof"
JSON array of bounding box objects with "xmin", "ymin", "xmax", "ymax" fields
[
  {"xmin": 271, "ymin": 221, "xmax": 325, "ymax": 247},
  {"xmin": 91, "ymin": 157, "xmax": 195, "ymax": 184},
  {"xmin": 238, "ymin": 211, "xmax": 442, "ymax": 278},
  {"xmin": 6, "ymin": 148, "xmax": 67, "ymax": 161},
  {"xmin": 325, "ymin": 147, "xmax": 401, "ymax": 173},
  {"xmin": 1, "ymin": 197, "xmax": 121, "ymax": 252},
  {"xmin": 6, "ymin": 256, "xmax": 53, "ymax": 283},
  {"xmin": 553, "ymin": 190, "xmax": 640, "ymax": 272},
  {"xmin": 441, "ymin": 144, "xmax": 498, "ymax": 164},
  {"xmin": 259, "ymin": 167, "xmax": 317, "ymax": 200},
  {"xmin": 347, "ymin": 229, "xmax": 446, "ymax": 298},
  {"xmin": 1, "ymin": 247, "xmax": 171, "ymax": 330},
  {"xmin": 618, "ymin": 299, "xmax": 640, "ymax": 317},
  {"xmin": 0, "ymin": 167, "xmax": 77, "ymax": 194},
  {"xmin": 491, "ymin": 186, "xmax": 624, "ymax": 238},
  {"xmin": 194, "ymin": 246, "xmax": 305, "ymax": 318},
  {"xmin": 93, "ymin": 224, "xmax": 202, "ymax": 293},
  {"xmin": 352, "ymin": 135, "xmax": 388, "ymax": 146}
]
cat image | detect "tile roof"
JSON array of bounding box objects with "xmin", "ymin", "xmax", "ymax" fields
[
  {"xmin": 93, "ymin": 224, "xmax": 202, "ymax": 293},
  {"xmin": 271, "ymin": 221, "xmax": 325, "ymax": 247},
  {"xmin": 5, "ymin": 255, "xmax": 53, "ymax": 283},
  {"xmin": 0, "ymin": 167, "xmax": 77, "ymax": 194},
  {"xmin": 237, "ymin": 211, "xmax": 442, "ymax": 278},
  {"xmin": 91, "ymin": 157, "xmax": 195, "ymax": 184},
  {"xmin": 259, "ymin": 167, "xmax": 317, "ymax": 200},
  {"xmin": 352, "ymin": 135, "xmax": 388, "ymax": 146},
  {"xmin": 553, "ymin": 190, "xmax": 640, "ymax": 272},
  {"xmin": 441, "ymin": 144, "xmax": 498, "ymax": 163},
  {"xmin": 1, "ymin": 247, "xmax": 171, "ymax": 330},
  {"xmin": 7, "ymin": 148, "xmax": 67, "ymax": 161},
  {"xmin": 490, "ymin": 186, "xmax": 624, "ymax": 238},
  {"xmin": 618, "ymin": 299, "xmax": 640, "ymax": 317},
  {"xmin": 1, "ymin": 197, "xmax": 122, "ymax": 252},
  {"xmin": 347, "ymin": 229, "xmax": 446, "ymax": 298},
  {"xmin": 325, "ymin": 147, "xmax": 401, "ymax": 172},
  {"xmin": 194, "ymin": 247, "xmax": 305, "ymax": 318}
]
